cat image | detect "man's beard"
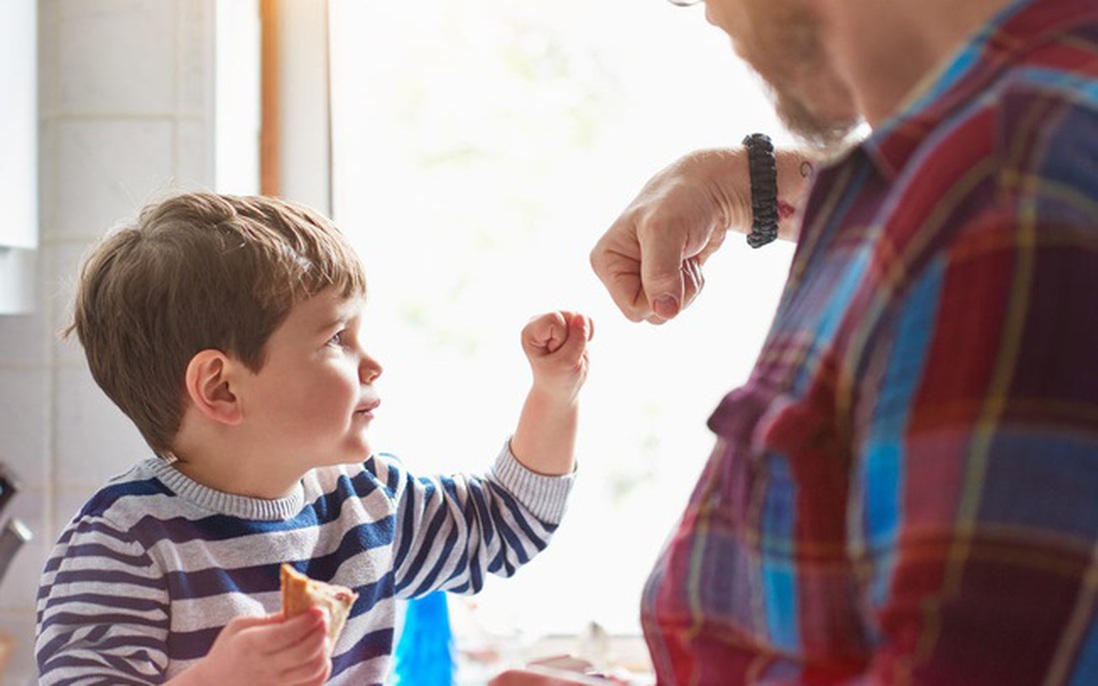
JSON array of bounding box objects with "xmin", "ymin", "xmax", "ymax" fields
[
  {"xmin": 738, "ymin": 8, "xmax": 862, "ymax": 152},
  {"xmin": 768, "ymin": 80, "xmax": 861, "ymax": 151}
]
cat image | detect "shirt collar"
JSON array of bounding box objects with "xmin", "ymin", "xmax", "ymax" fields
[{"xmin": 858, "ymin": 0, "xmax": 1098, "ymax": 180}]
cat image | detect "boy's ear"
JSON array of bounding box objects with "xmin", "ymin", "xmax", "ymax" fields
[{"xmin": 184, "ymin": 349, "xmax": 244, "ymax": 426}]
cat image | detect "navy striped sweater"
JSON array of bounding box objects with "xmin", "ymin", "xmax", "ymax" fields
[{"xmin": 36, "ymin": 443, "xmax": 573, "ymax": 684}]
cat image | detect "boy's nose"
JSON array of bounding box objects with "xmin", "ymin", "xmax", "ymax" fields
[{"xmin": 360, "ymin": 356, "xmax": 382, "ymax": 384}]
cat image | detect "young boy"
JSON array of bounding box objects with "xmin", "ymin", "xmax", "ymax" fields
[{"xmin": 35, "ymin": 193, "xmax": 593, "ymax": 685}]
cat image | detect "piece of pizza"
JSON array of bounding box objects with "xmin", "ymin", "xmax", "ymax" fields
[{"xmin": 280, "ymin": 563, "xmax": 358, "ymax": 644}]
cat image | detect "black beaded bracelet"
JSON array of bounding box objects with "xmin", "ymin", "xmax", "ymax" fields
[{"xmin": 742, "ymin": 133, "xmax": 779, "ymax": 248}]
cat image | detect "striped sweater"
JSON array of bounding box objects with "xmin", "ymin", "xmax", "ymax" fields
[{"xmin": 36, "ymin": 443, "xmax": 573, "ymax": 684}]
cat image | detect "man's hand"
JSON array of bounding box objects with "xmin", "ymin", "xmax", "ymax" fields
[
  {"xmin": 590, "ymin": 149, "xmax": 747, "ymax": 324},
  {"xmin": 590, "ymin": 146, "xmax": 811, "ymax": 324},
  {"xmin": 175, "ymin": 609, "xmax": 332, "ymax": 686}
]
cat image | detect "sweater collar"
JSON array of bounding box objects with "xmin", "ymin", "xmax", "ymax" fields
[{"xmin": 146, "ymin": 458, "xmax": 307, "ymax": 521}]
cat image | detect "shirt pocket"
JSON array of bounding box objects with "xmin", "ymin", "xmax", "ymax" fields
[{"xmin": 746, "ymin": 383, "xmax": 870, "ymax": 661}]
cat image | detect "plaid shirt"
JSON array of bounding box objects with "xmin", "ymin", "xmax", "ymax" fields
[{"xmin": 641, "ymin": 1, "xmax": 1098, "ymax": 683}]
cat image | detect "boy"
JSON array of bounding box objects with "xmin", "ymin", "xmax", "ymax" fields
[{"xmin": 35, "ymin": 193, "xmax": 593, "ymax": 685}]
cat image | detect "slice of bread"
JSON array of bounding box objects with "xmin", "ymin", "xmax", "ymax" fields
[{"xmin": 280, "ymin": 563, "xmax": 359, "ymax": 644}]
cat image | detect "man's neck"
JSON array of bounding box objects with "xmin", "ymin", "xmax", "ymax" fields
[{"xmin": 822, "ymin": 0, "xmax": 1016, "ymax": 126}]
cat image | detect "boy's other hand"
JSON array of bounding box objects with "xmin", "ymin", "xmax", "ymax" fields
[
  {"xmin": 521, "ymin": 311, "xmax": 594, "ymax": 398},
  {"xmin": 180, "ymin": 608, "xmax": 332, "ymax": 686}
]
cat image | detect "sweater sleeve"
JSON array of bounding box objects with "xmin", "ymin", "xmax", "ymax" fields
[
  {"xmin": 36, "ymin": 510, "xmax": 171, "ymax": 685},
  {"xmin": 385, "ymin": 440, "xmax": 575, "ymax": 600}
]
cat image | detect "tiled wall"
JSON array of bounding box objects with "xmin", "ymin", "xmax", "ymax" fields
[{"xmin": 0, "ymin": 1, "xmax": 215, "ymax": 681}]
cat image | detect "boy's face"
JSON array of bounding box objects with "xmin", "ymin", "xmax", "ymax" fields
[{"xmin": 237, "ymin": 288, "xmax": 382, "ymax": 470}]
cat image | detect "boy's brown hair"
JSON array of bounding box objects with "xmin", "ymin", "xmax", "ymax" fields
[{"xmin": 66, "ymin": 193, "xmax": 368, "ymax": 458}]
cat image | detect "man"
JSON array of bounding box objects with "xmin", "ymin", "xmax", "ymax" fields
[{"xmin": 494, "ymin": 0, "xmax": 1098, "ymax": 683}]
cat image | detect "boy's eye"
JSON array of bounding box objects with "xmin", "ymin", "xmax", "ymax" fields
[{"xmin": 327, "ymin": 331, "xmax": 345, "ymax": 347}]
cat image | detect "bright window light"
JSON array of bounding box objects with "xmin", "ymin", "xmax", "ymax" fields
[
  {"xmin": 329, "ymin": 0, "xmax": 794, "ymax": 649},
  {"xmin": 214, "ymin": 0, "xmax": 260, "ymax": 195}
]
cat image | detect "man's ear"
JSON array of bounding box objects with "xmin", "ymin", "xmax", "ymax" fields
[{"xmin": 184, "ymin": 349, "xmax": 244, "ymax": 425}]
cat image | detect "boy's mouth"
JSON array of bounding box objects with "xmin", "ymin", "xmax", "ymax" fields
[{"xmin": 354, "ymin": 399, "xmax": 380, "ymax": 418}]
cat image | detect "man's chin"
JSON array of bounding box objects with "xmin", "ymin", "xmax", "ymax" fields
[{"xmin": 775, "ymin": 94, "xmax": 862, "ymax": 153}]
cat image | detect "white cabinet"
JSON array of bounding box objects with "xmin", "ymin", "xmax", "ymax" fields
[
  {"xmin": 0, "ymin": 0, "xmax": 38, "ymax": 250},
  {"xmin": 0, "ymin": 0, "xmax": 37, "ymax": 314}
]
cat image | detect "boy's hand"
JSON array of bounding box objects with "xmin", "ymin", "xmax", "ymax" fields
[
  {"xmin": 511, "ymin": 311, "xmax": 593, "ymax": 475},
  {"xmin": 181, "ymin": 609, "xmax": 332, "ymax": 686},
  {"xmin": 521, "ymin": 311, "xmax": 594, "ymax": 398}
]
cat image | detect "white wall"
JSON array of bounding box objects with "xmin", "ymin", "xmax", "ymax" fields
[{"xmin": 0, "ymin": 1, "xmax": 216, "ymax": 681}]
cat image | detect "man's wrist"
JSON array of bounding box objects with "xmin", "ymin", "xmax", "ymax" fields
[{"xmin": 678, "ymin": 148, "xmax": 752, "ymax": 236}]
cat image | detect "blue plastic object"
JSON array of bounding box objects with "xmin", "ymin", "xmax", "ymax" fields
[{"xmin": 392, "ymin": 591, "xmax": 456, "ymax": 685}]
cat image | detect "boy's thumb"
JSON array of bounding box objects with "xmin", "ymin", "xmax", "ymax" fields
[{"xmin": 558, "ymin": 313, "xmax": 590, "ymax": 356}]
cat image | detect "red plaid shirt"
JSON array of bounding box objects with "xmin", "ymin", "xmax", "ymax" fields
[{"xmin": 641, "ymin": 0, "xmax": 1098, "ymax": 683}]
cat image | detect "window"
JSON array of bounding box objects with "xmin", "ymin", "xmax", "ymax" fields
[
  {"xmin": 214, "ymin": 0, "xmax": 260, "ymax": 196},
  {"xmin": 329, "ymin": 0, "xmax": 795, "ymax": 654}
]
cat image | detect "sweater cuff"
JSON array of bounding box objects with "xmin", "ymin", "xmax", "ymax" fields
[{"xmin": 490, "ymin": 440, "xmax": 576, "ymax": 524}]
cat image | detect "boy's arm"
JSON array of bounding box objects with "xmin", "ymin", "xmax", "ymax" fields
[
  {"xmin": 510, "ymin": 311, "xmax": 593, "ymax": 476},
  {"xmin": 386, "ymin": 311, "xmax": 592, "ymax": 599},
  {"xmin": 36, "ymin": 516, "xmax": 173, "ymax": 684}
]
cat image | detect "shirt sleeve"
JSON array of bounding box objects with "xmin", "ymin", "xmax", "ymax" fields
[
  {"xmin": 36, "ymin": 512, "xmax": 172, "ymax": 685},
  {"xmin": 383, "ymin": 439, "xmax": 576, "ymax": 600},
  {"xmin": 850, "ymin": 209, "xmax": 1098, "ymax": 684}
]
